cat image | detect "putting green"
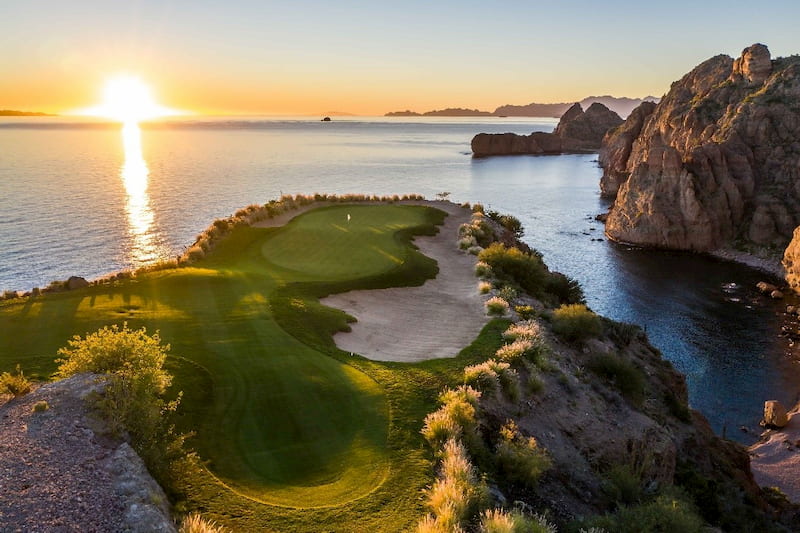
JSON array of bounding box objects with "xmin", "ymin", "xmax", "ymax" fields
[{"xmin": 0, "ymin": 204, "xmax": 444, "ymax": 508}]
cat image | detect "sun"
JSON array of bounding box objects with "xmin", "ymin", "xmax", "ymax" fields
[{"xmin": 83, "ymin": 75, "xmax": 178, "ymax": 122}]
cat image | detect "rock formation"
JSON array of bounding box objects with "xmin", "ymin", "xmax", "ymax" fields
[
  {"xmin": 471, "ymin": 102, "xmax": 622, "ymax": 156},
  {"xmin": 599, "ymin": 44, "xmax": 800, "ymax": 254}
]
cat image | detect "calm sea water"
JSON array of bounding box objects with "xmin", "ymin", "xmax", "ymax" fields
[{"xmin": 1, "ymin": 115, "xmax": 798, "ymax": 440}]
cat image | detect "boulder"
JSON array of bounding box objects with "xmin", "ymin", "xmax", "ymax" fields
[
  {"xmin": 731, "ymin": 43, "xmax": 772, "ymax": 84},
  {"xmin": 770, "ymin": 290, "xmax": 784, "ymax": 299},
  {"xmin": 757, "ymin": 281, "xmax": 779, "ymax": 293},
  {"xmin": 762, "ymin": 400, "xmax": 789, "ymax": 428},
  {"xmin": 66, "ymin": 276, "xmax": 89, "ymax": 290}
]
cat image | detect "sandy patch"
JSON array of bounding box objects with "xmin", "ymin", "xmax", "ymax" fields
[
  {"xmin": 321, "ymin": 202, "xmax": 489, "ymax": 362},
  {"xmin": 749, "ymin": 405, "xmax": 800, "ymax": 502}
]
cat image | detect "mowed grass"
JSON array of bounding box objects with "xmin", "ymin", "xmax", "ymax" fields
[{"xmin": 0, "ymin": 204, "xmax": 510, "ymax": 530}]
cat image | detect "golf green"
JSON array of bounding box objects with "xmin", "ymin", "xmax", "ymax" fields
[{"xmin": 0, "ymin": 204, "xmax": 445, "ymax": 508}]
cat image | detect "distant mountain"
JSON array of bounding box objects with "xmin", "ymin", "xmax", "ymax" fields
[
  {"xmin": 423, "ymin": 108, "xmax": 492, "ymax": 117},
  {"xmin": 386, "ymin": 96, "xmax": 660, "ymax": 119},
  {"xmin": 0, "ymin": 109, "xmax": 55, "ymax": 116},
  {"xmin": 385, "ymin": 110, "xmax": 422, "ymax": 117}
]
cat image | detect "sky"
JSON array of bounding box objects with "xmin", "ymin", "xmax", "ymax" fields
[{"xmin": 2, "ymin": 0, "xmax": 799, "ymax": 116}]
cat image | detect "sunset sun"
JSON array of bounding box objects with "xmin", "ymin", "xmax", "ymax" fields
[{"xmin": 84, "ymin": 75, "xmax": 177, "ymax": 121}]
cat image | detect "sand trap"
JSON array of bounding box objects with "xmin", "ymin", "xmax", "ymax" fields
[
  {"xmin": 749, "ymin": 406, "xmax": 800, "ymax": 502},
  {"xmin": 321, "ymin": 201, "xmax": 489, "ymax": 362}
]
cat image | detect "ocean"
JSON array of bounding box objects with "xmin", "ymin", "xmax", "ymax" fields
[{"xmin": 1, "ymin": 115, "xmax": 798, "ymax": 439}]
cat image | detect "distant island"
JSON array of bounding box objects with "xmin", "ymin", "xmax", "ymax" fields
[
  {"xmin": 386, "ymin": 95, "xmax": 660, "ymax": 119},
  {"xmin": 0, "ymin": 109, "xmax": 56, "ymax": 116}
]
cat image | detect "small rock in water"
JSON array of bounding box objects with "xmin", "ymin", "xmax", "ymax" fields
[
  {"xmin": 787, "ymin": 305, "xmax": 797, "ymax": 314},
  {"xmin": 771, "ymin": 290, "xmax": 785, "ymax": 299},
  {"xmin": 757, "ymin": 281, "xmax": 778, "ymax": 294}
]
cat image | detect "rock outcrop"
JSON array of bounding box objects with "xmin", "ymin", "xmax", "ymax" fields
[
  {"xmin": 0, "ymin": 375, "xmax": 175, "ymax": 532},
  {"xmin": 599, "ymin": 43, "xmax": 800, "ymax": 253},
  {"xmin": 471, "ymin": 102, "xmax": 622, "ymax": 156}
]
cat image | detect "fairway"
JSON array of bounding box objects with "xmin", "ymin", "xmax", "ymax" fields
[{"xmin": 0, "ymin": 204, "xmax": 445, "ymax": 509}]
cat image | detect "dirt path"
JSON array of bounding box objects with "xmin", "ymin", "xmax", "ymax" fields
[
  {"xmin": 321, "ymin": 202, "xmax": 489, "ymax": 362},
  {"xmin": 749, "ymin": 405, "xmax": 800, "ymax": 502}
]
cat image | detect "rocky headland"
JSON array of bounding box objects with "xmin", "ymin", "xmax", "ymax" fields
[
  {"xmin": 598, "ymin": 44, "xmax": 800, "ymax": 269},
  {"xmin": 471, "ymin": 102, "xmax": 623, "ymax": 156}
]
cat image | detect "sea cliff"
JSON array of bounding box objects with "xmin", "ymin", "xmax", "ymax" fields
[
  {"xmin": 599, "ymin": 44, "xmax": 800, "ymax": 258},
  {"xmin": 471, "ymin": 102, "xmax": 622, "ymax": 156}
]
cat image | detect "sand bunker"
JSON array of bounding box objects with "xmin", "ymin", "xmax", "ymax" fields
[{"xmin": 322, "ymin": 202, "xmax": 488, "ymax": 362}]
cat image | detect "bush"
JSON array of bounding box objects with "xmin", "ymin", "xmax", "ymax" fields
[
  {"xmin": 55, "ymin": 324, "xmax": 191, "ymax": 498},
  {"xmin": 32, "ymin": 400, "xmax": 49, "ymax": 413},
  {"xmin": 479, "ymin": 281, "xmax": 492, "ymax": 294},
  {"xmin": 0, "ymin": 365, "xmax": 32, "ymax": 397},
  {"xmin": 178, "ymin": 513, "xmax": 229, "ymax": 533},
  {"xmin": 486, "ymin": 297, "xmax": 510, "ymax": 317},
  {"xmin": 603, "ymin": 464, "xmax": 644, "ymax": 507},
  {"xmin": 498, "ymin": 286, "xmax": 518, "ymax": 304},
  {"xmin": 478, "ymin": 243, "xmax": 548, "ymax": 298},
  {"xmin": 587, "ymin": 353, "xmax": 646, "ymax": 406},
  {"xmin": 580, "ymin": 488, "xmax": 705, "ymax": 533},
  {"xmin": 475, "ymin": 261, "xmax": 492, "ymax": 278},
  {"xmin": 551, "ymin": 304, "xmax": 602, "ymax": 342},
  {"xmin": 495, "ymin": 420, "xmax": 551, "ymax": 489},
  {"xmin": 480, "ymin": 508, "xmax": 556, "ymax": 533},
  {"xmin": 464, "ymin": 360, "xmax": 519, "ymax": 400},
  {"xmin": 545, "ymin": 272, "xmax": 585, "ymax": 305},
  {"xmin": 514, "ymin": 305, "xmax": 536, "ymax": 320}
]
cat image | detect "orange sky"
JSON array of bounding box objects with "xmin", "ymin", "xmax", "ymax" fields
[{"xmin": 2, "ymin": 1, "xmax": 798, "ymax": 116}]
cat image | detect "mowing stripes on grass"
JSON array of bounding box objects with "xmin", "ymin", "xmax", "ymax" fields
[{"xmin": 0, "ymin": 204, "xmax": 445, "ymax": 514}]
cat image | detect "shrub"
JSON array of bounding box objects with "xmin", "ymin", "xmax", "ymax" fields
[
  {"xmin": 495, "ymin": 420, "xmax": 551, "ymax": 489},
  {"xmin": 498, "ymin": 286, "xmax": 518, "ymax": 304},
  {"xmin": 178, "ymin": 513, "xmax": 229, "ymax": 533},
  {"xmin": 54, "ymin": 324, "xmax": 189, "ymax": 497},
  {"xmin": 32, "ymin": 401, "xmax": 49, "ymax": 413},
  {"xmin": 0, "ymin": 365, "xmax": 32, "ymax": 397},
  {"xmin": 478, "ymin": 243, "xmax": 548, "ymax": 298},
  {"xmin": 514, "ymin": 305, "xmax": 536, "ymax": 320},
  {"xmin": 551, "ymin": 304, "xmax": 602, "ymax": 342},
  {"xmin": 545, "ymin": 272, "xmax": 585, "ymax": 304},
  {"xmin": 479, "ymin": 281, "xmax": 492, "ymax": 294},
  {"xmin": 580, "ymin": 488, "xmax": 704, "ymax": 533},
  {"xmin": 468, "ymin": 246, "xmax": 483, "ymax": 256},
  {"xmin": 480, "ymin": 508, "xmax": 556, "ymax": 533},
  {"xmin": 475, "ymin": 261, "xmax": 492, "ymax": 278},
  {"xmin": 459, "ymin": 236, "xmax": 478, "ymax": 250},
  {"xmin": 587, "ymin": 353, "xmax": 646, "ymax": 406},
  {"xmin": 603, "ymin": 464, "xmax": 644, "ymax": 507},
  {"xmin": 486, "ymin": 297, "xmax": 510, "ymax": 317}
]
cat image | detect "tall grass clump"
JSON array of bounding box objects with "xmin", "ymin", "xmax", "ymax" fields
[
  {"xmin": 495, "ymin": 420, "xmax": 551, "ymax": 489},
  {"xmin": 478, "ymin": 243, "xmax": 548, "ymax": 298},
  {"xmin": 479, "ymin": 508, "xmax": 556, "ymax": 533},
  {"xmin": 422, "ymin": 386, "xmax": 482, "ymax": 449},
  {"xmin": 0, "ymin": 364, "xmax": 32, "ymax": 397},
  {"xmin": 551, "ymin": 304, "xmax": 602, "ymax": 342},
  {"xmin": 459, "ymin": 212, "xmax": 496, "ymax": 248},
  {"xmin": 475, "ymin": 261, "xmax": 492, "ymax": 278},
  {"xmin": 485, "ymin": 296, "xmax": 510, "ymax": 317},
  {"xmin": 478, "ymin": 281, "xmax": 492, "ymax": 294},
  {"xmin": 178, "ymin": 513, "xmax": 229, "ymax": 533},
  {"xmin": 419, "ymin": 439, "xmax": 489, "ymax": 532},
  {"xmin": 464, "ymin": 359, "xmax": 519, "ymax": 400}
]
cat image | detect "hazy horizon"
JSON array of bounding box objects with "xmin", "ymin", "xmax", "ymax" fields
[{"xmin": 2, "ymin": 1, "xmax": 799, "ymax": 115}]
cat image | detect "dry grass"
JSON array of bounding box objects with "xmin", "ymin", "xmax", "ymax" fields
[{"xmin": 178, "ymin": 513, "xmax": 229, "ymax": 533}]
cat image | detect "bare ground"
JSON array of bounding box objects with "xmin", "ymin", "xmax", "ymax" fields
[
  {"xmin": 321, "ymin": 201, "xmax": 489, "ymax": 362},
  {"xmin": 749, "ymin": 404, "xmax": 800, "ymax": 502}
]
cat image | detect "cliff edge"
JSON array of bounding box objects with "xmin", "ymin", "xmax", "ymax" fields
[{"xmin": 600, "ymin": 44, "xmax": 800, "ymax": 254}]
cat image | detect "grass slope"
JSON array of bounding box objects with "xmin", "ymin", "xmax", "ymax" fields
[{"xmin": 0, "ymin": 204, "xmax": 508, "ymax": 530}]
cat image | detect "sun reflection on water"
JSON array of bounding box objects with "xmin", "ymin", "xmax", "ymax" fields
[{"xmin": 121, "ymin": 121, "xmax": 167, "ymax": 267}]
